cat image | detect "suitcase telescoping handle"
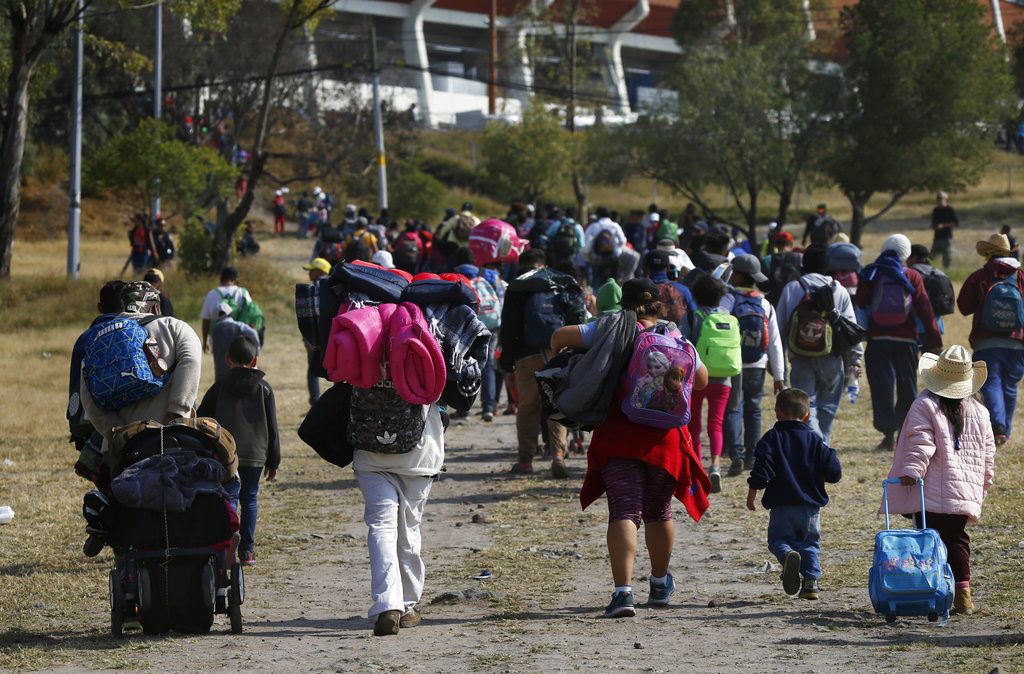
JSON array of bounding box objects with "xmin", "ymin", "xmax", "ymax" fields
[{"xmin": 882, "ymin": 477, "xmax": 926, "ymax": 530}]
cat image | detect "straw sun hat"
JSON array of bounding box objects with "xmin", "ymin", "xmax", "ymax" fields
[
  {"xmin": 918, "ymin": 345, "xmax": 987, "ymax": 400},
  {"xmin": 976, "ymin": 233, "xmax": 1013, "ymax": 259}
]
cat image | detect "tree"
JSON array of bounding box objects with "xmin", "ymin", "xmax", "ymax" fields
[
  {"xmin": 633, "ymin": 41, "xmax": 834, "ymax": 250},
  {"xmin": 825, "ymin": 0, "xmax": 1013, "ymax": 245},
  {"xmin": 672, "ymin": 0, "xmax": 818, "ymax": 46},
  {"xmin": 480, "ymin": 101, "xmax": 570, "ymax": 204},
  {"xmin": 86, "ymin": 118, "xmax": 235, "ymax": 220}
]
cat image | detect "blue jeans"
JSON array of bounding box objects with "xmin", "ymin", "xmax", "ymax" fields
[
  {"xmin": 227, "ymin": 466, "xmax": 264, "ymax": 554},
  {"xmin": 481, "ymin": 333, "xmax": 499, "ymax": 414},
  {"xmin": 767, "ymin": 505, "xmax": 821, "ymax": 579},
  {"xmin": 865, "ymin": 339, "xmax": 919, "ymax": 436},
  {"xmin": 724, "ymin": 367, "xmax": 767, "ymax": 464},
  {"xmin": 788, "ymin": 354, "xmax": 843, "ymax": 443},
  {"xmin": 974, "ymin": 347, "xmax": 1024, "ymax": 437}
]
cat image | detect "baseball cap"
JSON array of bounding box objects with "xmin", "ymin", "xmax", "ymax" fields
[
  {"xmin": 302, "ymin": 257, "xmax": 332, "ymax": 274},
  {"xmin": 144, "ymin": 268, "xmax": 164, "ymax": 282},
  {"xmin": 910, "ymin": 244, "xmax": 931, "ymax": 261},
  {"xmin": 649, "ymin": 212, "xmax": 661, "ymax": 222},
  {"xmin": 372, "ymin": 250, "xmax": 395, "ymax": 269},
  {"xmin": 773, "ymin": 231, "xmax": 794, "ymax": 245},
  {"xmin": 344, "ymin": 204, "xmax": 357, "ymax": 216},
  {"xmin": 731, "ymin": 254, "xmax": 768, "ymax": 283},
  {"xmin": 644, "ymin": 249, "xmax": 672, "ymax": 269},
  {"xmin": 621, "ymin": 278, "xmax": 659, "ymax": 307}
]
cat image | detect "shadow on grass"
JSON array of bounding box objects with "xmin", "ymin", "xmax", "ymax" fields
[
  {"xmin": 781, "ymin": 631, "xmax": 1024, "ymax": 649},
  {"xmin": 275, "ymin": 478, "xmax": 357, "ymax": 491}
]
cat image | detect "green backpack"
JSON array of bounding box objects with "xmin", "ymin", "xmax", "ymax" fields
[
  {"xmin": 219, "ymin": 289, "xmax": 265, "ymax": 333},
  {"xmin": 694, "ymin": 309, "xmax": 742, "ymax": 378}
]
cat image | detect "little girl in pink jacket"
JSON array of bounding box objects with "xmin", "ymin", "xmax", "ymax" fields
[{"xmin": 885, "ymin": 345, "xmax": 996, "ymax": 615}]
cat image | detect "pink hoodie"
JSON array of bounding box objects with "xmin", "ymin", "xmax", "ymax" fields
[{"xmin": 884, "ymin": 391, "xmax": 996, "ymax": 522}]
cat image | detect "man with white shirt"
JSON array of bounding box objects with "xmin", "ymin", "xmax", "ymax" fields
[{"xmin": 200, "ymin": 266, "xmax": 255, "ymax": 353}]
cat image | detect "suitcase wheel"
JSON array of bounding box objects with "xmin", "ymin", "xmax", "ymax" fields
[
  {"xmin": 109, "ymin": 570, "xmax": 124, "ymax": 638},
  {"xmin": 927, "ymin": 612, "xmax": 939, "ymax": 623},
  {"xmin": 137, "ymin": 568, "xmax": 152, "ymax": 612},
  {"xmin": 885, "ymin": 613, "xmax": 896, "ymax": 624},
  {"xmin": 201, "ymin": 561, "xmax": 217, "ymax": 609}
]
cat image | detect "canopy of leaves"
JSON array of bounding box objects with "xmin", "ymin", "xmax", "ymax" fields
[
  {"xmin": 481, "ymin": 102, "xmax": 571, "ymax": 204},
  {"xmin": 86, "ymin": 118, "xmax": 235, "ymax": 218},
  {"xmin": 826, "ymin": 0, "xmax": 1013, "ymax": 202},
  {"xmin": 672, "ymin": 0, "xmax": 816, "ymax": 47},
  {"xmin": 389, "ymin": 163, "xmax": 448, "ymax": 224}
]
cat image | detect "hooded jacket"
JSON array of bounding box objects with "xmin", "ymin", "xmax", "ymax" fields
[
  {"xmin": 884, "ymin": 391, "xmax": 995, "ymax": 521},
  {"xmin": 956, "ymin": 257, "xmax": 1024, "ymax": 349},
  {"xmin": 197, "ymin": 367, "xmax": 280, "ymax": 469},
  {"xmin": 855, "ymin": 252, "xmax": 942, "ymax": 351}
]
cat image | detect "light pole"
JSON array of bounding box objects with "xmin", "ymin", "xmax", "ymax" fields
[
  {"xmin": 370, "ymin": 22, "xmax": 388, "ymax": 210},
  {"xmin": 151, "ymin": 0, "xmax": 163, "ymax": 223},
  {"xmin": 67, "ymin": 0, "xmax": 83, "ymax": 279}
]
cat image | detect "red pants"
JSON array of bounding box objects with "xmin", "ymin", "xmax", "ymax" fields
[
  {"xmin": 688, "ymin": 382, "xmax": 731, "ymax": 459},
  {"xmin": 274, "ymin": 215, "xmax": 285, "ymax": 235}
]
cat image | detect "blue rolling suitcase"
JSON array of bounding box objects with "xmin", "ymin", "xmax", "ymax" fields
[{"xmin": 868, "ymin": 478, "xmax": 954, "ymax": 623}]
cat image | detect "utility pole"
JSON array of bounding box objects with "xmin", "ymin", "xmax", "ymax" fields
[
  {"xmin": 488, "ymin": 0, "xmax": 497, "ymax": 115},
  {"xmin": 152, "ymin": 0, "xmax": 163, "ymax": 223},
  {"xmin": 370, "ymin": 22, "xmax": 388, "ymax": 210},
  {"xmin": 67, "ymin": 0, "xmax": 83, "ymax": 279}
]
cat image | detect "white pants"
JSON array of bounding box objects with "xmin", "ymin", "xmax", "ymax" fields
[{"xmin": 354, "ymin": 471, "xmax": 433, "ymax": 618}]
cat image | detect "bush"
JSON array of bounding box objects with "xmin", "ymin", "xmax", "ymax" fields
[
  {"xmin": 419, "ymin": 153, "xmax": 477, "ymax": 189},
  {"xmin": 389, "ymin": 166, "xmax": 449, "ymax": 223},
  {"xmin": 177, "ymin": 217, "xmax": 214, "ymax": 277}
]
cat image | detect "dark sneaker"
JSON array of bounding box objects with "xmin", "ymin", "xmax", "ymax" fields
[
  {"xmin": 799, "ymin": 577, "xmax": 820, "ymax": 601},
  {"xmin": 709, "ymin": 470, "xmax": 722, "ymax": 494},
  {"xmin": 373, "ymin": 610, "xmax": 401, "ymax": 636},
  {"xmin": 399, "ymin": 607, "xmax": 421, "ymax": 628},
  {"xmin": 482, "ymin": 412, "xmax": 494, "ymax": 423},
  {"xmin": 551, "ymin": 460, "xmax": 568, "ymax": 479},
  {"xmin": 781, "ymin": 551, "xmax": 801, "ymax": 596},
  {"xmin": 503, "ymin": 406, "xmax": 517, "ymax": 416},
  {"xmin": 602, "ymin": 591, "xmax": 636, "ymax": 618},
  {"xmin": 648, "ymin": 574, "xmax": 675, "ymax": 607},
  {"xmin": 83, "ymin": 533, "xmax": 105, "ymax": 558},
  {"xmin": 509, "ymin": 462, "xmax": 534, "ymax": 475},
  {"xmin": 240, "ymin": 550, "xmax": 256, "ymax": 567},
  {"xmin": 726, "ymin": 459, "xmax": 744, "ymax": 477},
  {"xmin": 875, "ymin": 434, "xmax": 895, "ymax": 452}
]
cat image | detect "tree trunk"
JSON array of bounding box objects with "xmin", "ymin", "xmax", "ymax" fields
[
  {"xmin": 775, "ymin": 178, "xmax": 794, "ymax": 230},
  {"xmin": 0, "ymin": 62, "xmax": 34, "ymax": 279},
  {"xmin": 745, "ymin": 187, "xmax": 759, "ymax": 253},
  {"xmin": 847, "ymin": 192, "xmax": 867, "ymax": 247}
]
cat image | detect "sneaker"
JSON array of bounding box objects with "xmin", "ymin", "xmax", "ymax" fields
[
  {"xmin": 550, "ymin": 460, "xmax": 568, "ymax": 479},
  {"xmin": 240, "ymin": 550, "xmax": 256, "ymax": 567},
  {"xmin": 482, "ymin": 412, "xmax": 494, "ymax": 423},
  {"xmin": 726, "ymin": 459, "xmax": 744, "ymax": 477},
  {"xmin": 709, "ymin": 469, "xmax": 722, "ymax": 494},
  {"xmin": 503, "ymin": 406, "xmax": 517, "ymax": 416},
  {"xmin": 875, "ymin": 433, "xmax": 895, "ymax": 452},
  {"xmin": 602, "ymin": 590, "xmax": 636, "ymax": 618},
  {"xmin": 509, "ymin": 461, "xmax": 534, "ymax": 475},
  {"xmin": 399, "ymin": 607, "xmax": 422, "ymax": 628},
  {"xmin": 373, "ymin": 610, "xmax": 401, "ymax": 636},
  {"xmin": 781, "ymin": 551, "xmax": 801, "ymax": 596},
  {"xmin": 648, "ymin": 574, "xmax": 675, "ymax": 607},
  {"xmin": 995, "ymin": 434, "xmax": 1009, "ymax": 447},
  {"xmin": 83, "ymin": 533, "xmax": 105, "ymax": 558},
  {"xmin": 799, "ymin": 577, "xmax": 820, "ymax": 601}
]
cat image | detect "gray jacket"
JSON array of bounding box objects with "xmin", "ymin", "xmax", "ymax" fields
[{"xmin": 197, "ymin": 367, "xmax": 280, "ymax": 468}]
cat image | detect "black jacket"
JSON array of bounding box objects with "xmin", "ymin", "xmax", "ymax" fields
[
  {"xmin": 747, "ymin": 420, "xmax": 842, "ymax": 509},
  {"xmin": 197, "ymin": 368, "xmax": 280, "ymax": 469}
]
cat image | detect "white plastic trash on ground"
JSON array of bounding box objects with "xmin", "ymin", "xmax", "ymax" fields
[{"xmin": 0, "ymin": 505, "xmax": 14, "ymax": 524}]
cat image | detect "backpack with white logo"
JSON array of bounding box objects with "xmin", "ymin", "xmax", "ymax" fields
[
  {"xmin": 981, "ymin": 273, "xmax": 1024, "ymax": 334},
  {"xmin": 621, "ymin": 324, "xmax": 697, "ymax": 429},
  {"xmin": 83, "ymin": 316, "xmax": 167, "ymax": 411},
  {"xmin": 470, "ymin": 277, "xmax": 501, "ymax": 330},
  {"xmin": 694, "ymin": 309, "xmax": 742, "ymax": 378},
  {"xmin": 788, "ymin": 279, "xmax": 832, "ymax": 358},
  {"xmin": 870, "ymin": 272, "xmax": 912, "ymax": 327},
  {"xmin": 912, "ymin": 264, "xmax": 955, "ymax": 317},
  {"xmin": 731, "ymin": 290, "xmax": 769, "ymax": 364},
  {"xmin": 347, "ymin": 383, "xmax": 427, "ymax": 453}
]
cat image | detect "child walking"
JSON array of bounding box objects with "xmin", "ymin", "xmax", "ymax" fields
[
  {"xmin": 353, "ymin": 402, "xmax": 445, "ymax": 636},
  {"xmin": 884, "ymin": 345, "xmax": 995, "ymax": 614},
  {"xmin": 551, "ymin": 279, "xmax": 710, "ymax": 618},
  {"xmin": 746, "ymin": 388, "xmax": 842, "ymax": 600},
  {"xmin": 197, "ymin": 336, "xmax": 280, "ymax": 566}
]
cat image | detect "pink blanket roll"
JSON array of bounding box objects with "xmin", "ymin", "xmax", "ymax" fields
[
  {"xmin": 387, "ymin": 302, "xmax": 446, "ymax": 404},
  {"xmin": 323, "ymin": 304, "xmax": 397, "ymax": 387}
]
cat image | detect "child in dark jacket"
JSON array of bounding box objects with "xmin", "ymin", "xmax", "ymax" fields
[
  {"xmin": 746, "ymin": 388, "xmax": 842, "ymax": 601},
  {"xmin": 197, "ymin": 336, "xmax": 280, "ymax": 566}
]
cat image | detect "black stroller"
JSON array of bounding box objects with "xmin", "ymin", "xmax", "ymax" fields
[{"xmin": 105, "ymin": 422, "xmax": 244, "ymax": 637}]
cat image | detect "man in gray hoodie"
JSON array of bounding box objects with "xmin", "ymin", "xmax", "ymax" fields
[{"xmin": 80, "ymin": 282, "xmax": 202, "ymax": 453}]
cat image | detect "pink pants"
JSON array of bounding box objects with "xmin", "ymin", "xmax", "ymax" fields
[{"xmin": 688, "ymin": 382, "xmax": 731, "ymax": 459}]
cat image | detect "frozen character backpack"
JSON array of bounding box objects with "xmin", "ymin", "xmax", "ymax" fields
[{"xmin": 622, "ymin": 325, "xmax": 697, "ymax": 429}]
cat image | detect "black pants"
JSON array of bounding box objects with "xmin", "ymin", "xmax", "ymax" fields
[
  {"xmin": 914, "ymin": 512, "xmax": 971, "ymax": 586},
  {"xmin": 865, "ymin": 340, "xmax": 919, "ymax": 435}
]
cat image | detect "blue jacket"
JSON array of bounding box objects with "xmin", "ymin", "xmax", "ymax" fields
[{"xmin": 747, "ymin": 420, "xmax": 842, "ymax": 508}]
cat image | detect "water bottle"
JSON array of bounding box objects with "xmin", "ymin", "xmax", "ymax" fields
[{"xmin": 847, "ymin": 383, "xmax": 859, "ymax": 404}]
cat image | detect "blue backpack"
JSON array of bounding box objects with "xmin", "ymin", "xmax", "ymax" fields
[
  {"xmin": 730, "ymin": 290, "xmax": 769, "ymax": 364},
  {"xmin": 82, "ymin": 316, "xmax": 167, "ymax": 411},
  {"xmin": 981, "ymin": 273, "xmax": 1024, "ymax": 334},
  {"xmin": 523, "ymin": 290, "xmax": 566, "ymax": 350}
]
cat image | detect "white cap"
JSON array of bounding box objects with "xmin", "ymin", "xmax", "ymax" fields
[
  {"xmin": 275, "ymin": 189, "xmax": 282, "ymax": 196},
  {"xmin": 649, "ymin": 212, "xmax": 660, "ymax": 222},
  {"xmin": 372, "ymin": 250, "xmax": 395, "ymax": 269},
  {"xmin": 312, "ymin": 186, "xmax": 323, "ymax": 196}
]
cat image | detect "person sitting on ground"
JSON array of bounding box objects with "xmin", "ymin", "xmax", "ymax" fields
[
  {"xmin": 197, "ymin": 335, "xmax": 280, "ymax": 567},
  {"xmin": 883, "ymin": 345, "xmax": 995, "ymax": 615},
  {"xmin": 746, "ymin": 388, "xmax": 842, "ymax": 601},
  {"xmin": 956, "ymin": 233, "xmax": 1024, "ymax": 447},
  {"xmin": 551, "ymin": 278, "xmax": 709, "ymax": 618}
]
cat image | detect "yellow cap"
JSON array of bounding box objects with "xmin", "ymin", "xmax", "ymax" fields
[
  {"xmin": 144, "ymin": 267, "xmax": 164, "ymax": 282},
  {"xmin": 303, "ymin": 257, "xmax": 332, "ymax": 274}
]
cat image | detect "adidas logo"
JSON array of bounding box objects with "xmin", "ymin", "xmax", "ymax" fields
[{"xmin": 376, "ymin": 431, "xmax": 397, "ymax": 445}]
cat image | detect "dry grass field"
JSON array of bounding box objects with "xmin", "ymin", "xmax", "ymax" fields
[{"xmin": 0, "ymin": 206, "xmax": 1022, "ymax": 671}]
